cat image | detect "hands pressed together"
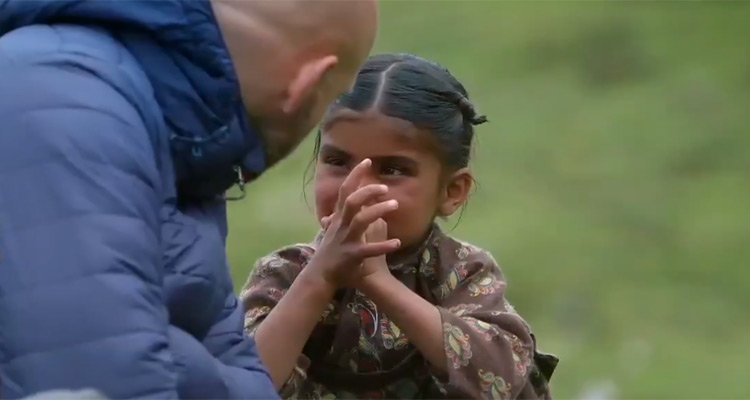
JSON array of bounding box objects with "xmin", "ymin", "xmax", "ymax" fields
[{"xmin": 305, "ymin": 159, "xmax": 400, "ymax": 291}]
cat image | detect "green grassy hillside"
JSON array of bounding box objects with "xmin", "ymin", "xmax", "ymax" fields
[{"xmin": 227, "ymin": 2, "xmax": 750, "ymax": 398}]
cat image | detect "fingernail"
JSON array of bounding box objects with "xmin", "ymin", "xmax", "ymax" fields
[
  {"xmin": 362, "ymin": 158, "xmax": 371, "ymax": 166},
  {"xmin": 388, "ymin": 200, "xmax": 398, "ymax": 208}
]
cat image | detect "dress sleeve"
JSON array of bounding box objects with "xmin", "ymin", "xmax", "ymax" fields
[
  {"xmin": 431, "ymin": 249, "xmax": 558, "ymax": 399},
  {"xmin": 239, "ymin": 246, "xmax": 338, "ymax": 399}
]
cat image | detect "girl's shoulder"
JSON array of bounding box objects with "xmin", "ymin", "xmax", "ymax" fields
[
  {"xmin": 256, "ymin": 242, "xmax": 317, "ymax": 267},
  {"xmin": 250, "ymin": 237, "xmax": 320, "ymax": 281},
  {"xmin": 432, "ymin": 231, "xmax": 504, "ymax": 279}
]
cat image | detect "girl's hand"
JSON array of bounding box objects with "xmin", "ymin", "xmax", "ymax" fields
[
  {"xmin": 306, "ymin": 159, "xmax": 400, "ymax": 288},
  {"xmin": 319, "ymin": 216, "xmax": 391, "ymax": 288},
  {"xmin": 360, "ymin": 218, "xmax": 391, "ymax": 282}
]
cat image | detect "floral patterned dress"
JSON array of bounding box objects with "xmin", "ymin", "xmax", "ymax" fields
[{"xmin": 240, "ymin": 226, "xmax": 558, "ymax": 399}]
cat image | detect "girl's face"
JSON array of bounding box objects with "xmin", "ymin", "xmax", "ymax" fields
[{"xmin": 314, "ymin": 111, "xmax": 470, "ymax": 251}]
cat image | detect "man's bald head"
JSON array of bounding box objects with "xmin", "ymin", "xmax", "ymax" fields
[{"xmin": 212, "ymin": 0, "xmax": 378, "ymax": 167}]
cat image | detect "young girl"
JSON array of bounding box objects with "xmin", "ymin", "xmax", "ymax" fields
[{"xmin": 240, "ymin": 54, "xmax": 558, "ymax": 399}]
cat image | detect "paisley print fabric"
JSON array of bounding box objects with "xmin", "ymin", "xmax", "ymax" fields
[{"xmin": 240, "ymin": 226, "xmax": 558, "ymax": 399}]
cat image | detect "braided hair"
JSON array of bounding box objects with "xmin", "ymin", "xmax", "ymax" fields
[{"xmin": 320, "ymin": 53, "xmax": 487, "ymax": 170}]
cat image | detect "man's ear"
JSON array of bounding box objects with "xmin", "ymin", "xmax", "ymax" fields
[
  {"xmin": 438, "ymin": 168, "xmax": 473, "ymax": 217},
  {"xmin": 282, "ymin": 55, "xmax": 339, "ymax": 114}
]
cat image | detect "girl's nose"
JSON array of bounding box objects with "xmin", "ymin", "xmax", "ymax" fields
[{"xmin": 355, "ymin": 160, "xmax": 380, "ymax": 187}]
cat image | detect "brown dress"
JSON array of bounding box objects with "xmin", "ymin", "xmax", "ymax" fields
[{"xmin": 240, "ymin": 226, "xmax": 559, "ymax": 399}]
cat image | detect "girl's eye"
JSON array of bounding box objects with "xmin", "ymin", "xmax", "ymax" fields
[
  {"xmin": 381, "ymin": 165, "xmax": 406, "ymax": 176},
  {"xmin": 323, "ymin": 157, "xmax": 347, "ymax": 167}
]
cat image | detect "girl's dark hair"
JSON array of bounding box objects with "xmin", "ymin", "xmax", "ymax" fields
[{"xmin": 317, "ymin": 53, "xmax": 487, "ymax": 170}]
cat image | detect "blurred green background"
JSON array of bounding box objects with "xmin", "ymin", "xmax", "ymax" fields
[{"xmin": 227, "ymin": 2, "xmax": 750, "ymax": 398}]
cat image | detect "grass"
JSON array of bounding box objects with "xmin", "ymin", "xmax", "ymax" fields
[{"xmin": 227, "ymin": 2, "xmax": 750, "ymax": 398}]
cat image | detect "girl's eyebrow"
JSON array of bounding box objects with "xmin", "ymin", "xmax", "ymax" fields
[
  {"xmin": 319, "ymin": 144, "xmax": 351, "ymax": 158},
  {"xmin": 320, "ymin": 144, "xmax": 418, "ymax": 167},
  {"xmin": 372, "ymin": 155, "xmax": 418, "ymax": 168}
]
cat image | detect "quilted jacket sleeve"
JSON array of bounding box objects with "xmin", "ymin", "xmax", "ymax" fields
[
  {"xmin": 200, "ymin": 292, "xmax": 279, "ymax": 399},
  {"xmin": 0, "ymin": 61, "xmax": 178, "ymax": 398}
]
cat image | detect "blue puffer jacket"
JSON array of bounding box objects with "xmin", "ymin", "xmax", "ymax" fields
[{"xmin": 0, "ymin": 1, "xmax": 277, "ymax": 399}]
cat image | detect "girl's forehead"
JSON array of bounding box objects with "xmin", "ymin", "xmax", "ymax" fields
[{"xmin": 321, "ymin": 112, "xmax": 436, "ymax": 156}]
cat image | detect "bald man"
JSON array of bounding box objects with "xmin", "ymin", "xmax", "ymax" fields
[{"xmin": 0, "ymin": 0, "xmax": 377, "ymax": 398}]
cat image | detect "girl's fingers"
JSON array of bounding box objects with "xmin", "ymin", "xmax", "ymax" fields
[
  {"xmin": 339, "ymin": 184, "xmax": 389, "ymax": 226},
  {"xmin": 320, "ymin": 214, "xmax": 333, "ymax": 230},
  {"xmin": 335, "ymin": 159, "xmax": 372, "ymax": 212},
  {"xmin": 355, "ymin": 239, "xmax": 401, "ymax": 259},
  {"xmin": 364, "ymin": 218, "xmax": 387, "ymax": 243},
  {"xmin": 345, "ymin": 199, "xmax": 398, "ymax": 241}
]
